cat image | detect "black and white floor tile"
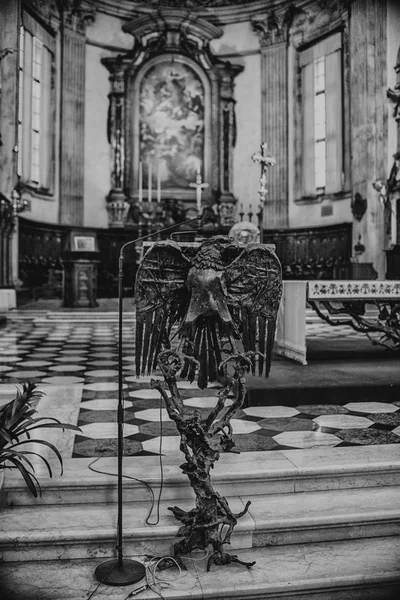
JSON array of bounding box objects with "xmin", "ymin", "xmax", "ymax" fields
[{"xmin": 0, "ymin": 316, "xmax": 399, "ymax": 459}]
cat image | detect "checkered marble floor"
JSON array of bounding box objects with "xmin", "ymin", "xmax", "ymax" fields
[
  {"xmin": 306, "ymin": 321, "xmax": 373, "ymax": 339},
  {"xmin": 1, "ymin": 314, "xmax": 399, "ymax": 458}
]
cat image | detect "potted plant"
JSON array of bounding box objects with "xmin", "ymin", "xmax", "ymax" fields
[{"xmin": 0, "ymin": 382, "xmax": 80, "ymax": 497}]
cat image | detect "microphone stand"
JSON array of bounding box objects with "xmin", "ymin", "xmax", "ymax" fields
[{"xmin": 95, "ymin": 215, "xmax": 201, "ymax": 586}]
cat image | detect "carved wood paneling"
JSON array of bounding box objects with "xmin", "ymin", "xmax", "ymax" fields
[
  {"xmin": 19, "ymin": 217, "xmax": 139, "ymax": 298},
  {"xmin": 263, "ymin": 222, "xmax": 352, "ymax": 279},
  {"xmin": 18, "ymin": 217, "xmax": 353, "ymax": 299}
]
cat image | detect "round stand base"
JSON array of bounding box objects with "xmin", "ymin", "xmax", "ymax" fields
[{"xmin": 95, "ymin": 558, "xmax": 146, "ymax": 586}]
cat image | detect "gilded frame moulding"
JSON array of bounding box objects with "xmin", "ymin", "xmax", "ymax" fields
[{"xmin": 102, "ymin": 9, "xmax": 243, "ymax": 225}]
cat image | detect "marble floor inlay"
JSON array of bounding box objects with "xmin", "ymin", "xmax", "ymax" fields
[{"xmin": 0, "ymin": 315, "xmax": 399, "ymax": 459}]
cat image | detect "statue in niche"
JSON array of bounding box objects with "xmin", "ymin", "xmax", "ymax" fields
[{"xmin": 134, "ymin": 236, "xmax": 282, "ymax": 570}]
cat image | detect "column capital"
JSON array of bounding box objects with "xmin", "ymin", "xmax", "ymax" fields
[
  {"xmin": 252, "ymin": 5, "xmax": 308, "ymax": 48},
  {"xmin": 58, "ymin": 0, "xmax": 96, "ymax": 34}
]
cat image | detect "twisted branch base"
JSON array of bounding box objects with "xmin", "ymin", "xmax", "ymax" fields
[{"xmin": 151, "ymin": 350, "xmax": 256, "ymax": 572}]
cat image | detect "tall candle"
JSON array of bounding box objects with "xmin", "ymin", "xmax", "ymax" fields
[
  {"xmin": 138, "ymin": 161, "xmax": 143, "ymax": 205},
  {"xmin": 157, "ymin": 163, "xmax": 161, "ymax": 204},
  {"xmin": 148, "ymin": 161, "xmax": 152, "ymax": 203}
]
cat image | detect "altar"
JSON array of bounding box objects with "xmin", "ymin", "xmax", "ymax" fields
[
  {"xmin": 275, "ymin": 280, "xmax": 400, "ymax": 364},
  {"xmin": 102, "ymin": 10, "xmax": 244, "ymax": 230}
]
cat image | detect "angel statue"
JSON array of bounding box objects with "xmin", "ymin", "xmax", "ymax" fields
[{"xmin": 134, "ymin": 235, "xmax": 282, "ymax": 571}]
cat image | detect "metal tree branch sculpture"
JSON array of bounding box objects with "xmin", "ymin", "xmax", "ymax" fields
[{"xmin": 134, "ymin": 236, "xmax": 282, "ymax": 570}]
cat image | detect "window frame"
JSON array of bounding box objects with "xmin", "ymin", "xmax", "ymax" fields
[
  {"xmin": 17, "ymin": 10, "xmax": 56, "ymax": 196},
  {"xmin": 292, "ymin": 26, "xmax": 351, "ymax": 205}
]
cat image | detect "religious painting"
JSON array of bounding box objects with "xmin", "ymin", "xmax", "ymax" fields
[{"xmin": 139, "ymin": 60, "xmax": 205, "ymax": 190}]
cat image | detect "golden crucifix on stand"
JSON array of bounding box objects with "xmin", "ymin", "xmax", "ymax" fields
[
  {"xmin": 190, "ymin": 168, "xmax": 209, "ymax": 214},
  {"xmin": 251, "ymin": 142, "xmax": 276, "ymax": 217}
]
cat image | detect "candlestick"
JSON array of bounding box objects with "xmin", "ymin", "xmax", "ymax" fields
[
  {"xmin": 157, "ymin": 163, "xmax": 161, "ymax": 204},
  {"xmin": 189, "ymin": 164, "xmax": 208, "ymax": 215},
  {"xmin": 197, "ymin": 188, "xmax": 201, "ymax": 214},
  {"xmin": 148, "ymin": 161, "xmax": 152, "ymax": 203},
  {"xmin": 138, "ymin": 162, "xmax": 143, "ymax": 205}
]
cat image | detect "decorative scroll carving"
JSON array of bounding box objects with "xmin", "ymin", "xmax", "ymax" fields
[
  {"xmin": 0, "ymin": 194, "xmax": 16, "ymax": 288},
  {"xmin": 24, "ymin": 0, "xmax": 60, "ymax": 27},
  {"xmin": 388, "ymin": 85, "xmax": 400, "ymax": 123},
  {"xmin": 103, "ymin": 9, "xmax": 242, "ymax": 227},
  {"xmin": 103, "ymin": 56, "xmax": 128, "ymax": 226},
  {"xmin": 351, "ymin": 192, "xmax": 367, "ymax": 222},
  {"xmin": 214, "ymin": 62, "xmax": 243, "ymax": 216},
  {"xmin": 288, "ymin": 0, "xmax": 350, "ymax": 46},
  {"xmin": 308, "ymin": 280, "xmax": 400, "ymax": 300},
  {"xmin": 57, "ymin": 0, "xmax": 96, "ymax": 32},
  {"xmin": 380, "ymin": 47, "xmax": 400, "ymax": 249},
  {"xmin": 308, "ymin": 278, "xmax": 400, "ymax": 351},
  {"xmin": 252, "ymin": 5, "xmax": 308, "ymax": 47},
  {"xmin": 0, "ymin": 194, "xmax": 15, "ymax": 233}
]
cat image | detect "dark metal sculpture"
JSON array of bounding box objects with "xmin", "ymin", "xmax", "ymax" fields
[
  {"xmin": 135, "ymin": 236, "xmax": 282, "ymax": 570},
  {"xmin": 309, "ymin": 299, "xmax": 400, "ymax": 351}
]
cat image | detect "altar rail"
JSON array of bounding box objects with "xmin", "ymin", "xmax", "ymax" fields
[{"xmin": 18, "ymin": 218, "xmax": 353, "ymax": 301}]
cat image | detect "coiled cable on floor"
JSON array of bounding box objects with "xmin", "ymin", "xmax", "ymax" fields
[{"xmin": 87, "ymin": 389, "xmax": 165, "ymax": 525}]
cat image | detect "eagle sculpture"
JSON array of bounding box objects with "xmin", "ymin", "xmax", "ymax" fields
[{"xmin": 135, "ymin": 236, "xmax": 282, "ymax": 389}]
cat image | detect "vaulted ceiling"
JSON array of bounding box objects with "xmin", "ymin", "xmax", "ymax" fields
[{"xmin": 130, "ymin": 1, "xmax": 258, "ymax": 6}]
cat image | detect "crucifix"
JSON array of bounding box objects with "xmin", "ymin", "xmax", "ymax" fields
[
  {"xmin": 190, "ymin": 168, "xmax": 209, "ymax": 214},
  {"xmin": 251, "ymin": 142, "xmax": 276, "ymax": 205}
]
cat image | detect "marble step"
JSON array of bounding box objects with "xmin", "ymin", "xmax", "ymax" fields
[
  {"xmin": 3, "ymin": 445, "xmax": 400, "ymax": 507},
  {"xmin": 35, "ymin": 312, "xmax": 135, "ymax": 322},
  {"xmin": 1, "ymin": 537, "xmax": 400, "ymax": 600},
  {"xmin": 1, "ymin": 486, "xmax": 399, "ymax": 563}
]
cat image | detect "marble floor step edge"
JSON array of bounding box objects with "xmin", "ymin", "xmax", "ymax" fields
[
  {"xmin": 3, "ymin": 445, "xmax": 400, "ymax": 507},
  {"xmin": 1, "ymin": 537, "xmax": 400, "ymax": 600},
  {"xmin": 1, "ymin": 486, "xmax": 400, "ymax": 563}
]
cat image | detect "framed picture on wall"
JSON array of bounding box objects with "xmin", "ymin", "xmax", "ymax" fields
[{"xmin": 73, "ymin": 236, "xmax": 96, "ymax": 252}]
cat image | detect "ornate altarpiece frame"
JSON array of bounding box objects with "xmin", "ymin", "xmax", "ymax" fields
[{"xmin": 102, "ymin": 10, "xmax": 243, "ymax": 227}]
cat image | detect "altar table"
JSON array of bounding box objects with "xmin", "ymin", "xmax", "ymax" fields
[{"xmin": 275, "ymin": 280, "xmax": 400, "ymax": 365}]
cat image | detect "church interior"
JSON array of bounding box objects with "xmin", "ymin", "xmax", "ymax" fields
[{"xmin": 1, "ymin": 0, "xmax": 400, "ymax": 598}]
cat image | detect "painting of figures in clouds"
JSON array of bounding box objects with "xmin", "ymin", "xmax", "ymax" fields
[{"xmin": 139, "ymin": 60, "xmax": 205, "ymax": 189}]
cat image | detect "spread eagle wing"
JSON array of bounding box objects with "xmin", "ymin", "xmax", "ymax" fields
[
  {"xmin": 224, "ymin": 243, "xmax": 283, "ymax": 377},
  {"xmin": 134, "ymin": 240, "xmax": 191, "ymax": 376}
]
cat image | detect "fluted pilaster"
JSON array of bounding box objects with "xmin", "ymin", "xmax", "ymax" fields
[
  {"xmin": 260, "ymin": 41, "xmax": 288, "ymax": 228},
  {"xmin": 59, "ymin": 3, "xmax": 95, "ymax": 225},
  {"xmin": 59, "ymin": 26, "xmax": 85, "ymax": 225}
]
